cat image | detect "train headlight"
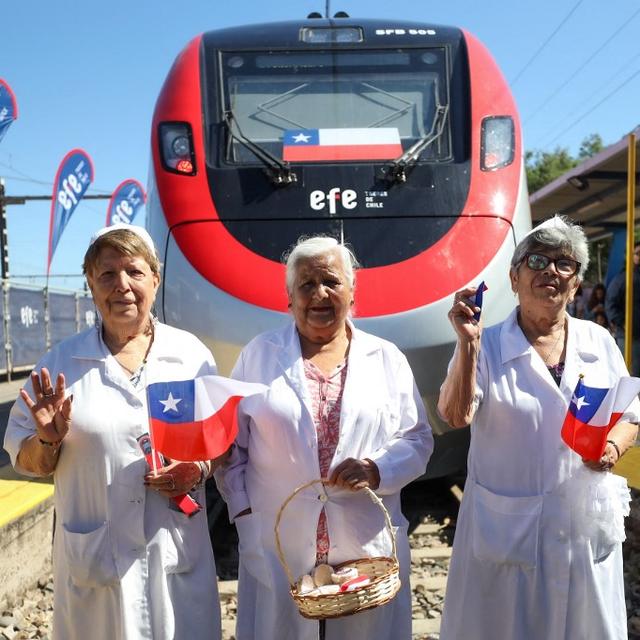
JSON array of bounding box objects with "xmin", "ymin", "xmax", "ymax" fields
[
  {"xmin": 480, "ymin": 116, "xmax": 514, "ymax": 171},
  {"xmin": 159, "ymin": 122, "xmax": 196, "ymax": 175}
]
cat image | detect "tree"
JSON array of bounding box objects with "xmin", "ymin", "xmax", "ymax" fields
[
  {"xmin": 525, "ymin": 147, "xmax": 578, "ymax": 194},
  {"xmin": 525, "ymin": 133, "xmax": 604, "ymax": 194},
  {"xmin": 578, "ymin": 133, "xmax": 604, "ymax": 160}
]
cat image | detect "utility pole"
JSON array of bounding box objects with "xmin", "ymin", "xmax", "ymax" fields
[
  {"xmin": 0, "ymin": 189, "xmax": 110, "ymax": 279},
  {"xmin": 0, "ymin": 179, "xmax": 9, "ymax": 280}
]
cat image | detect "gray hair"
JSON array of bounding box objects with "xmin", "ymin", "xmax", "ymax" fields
[
  {"xmin": 511, "ymin": 215, "xmax": 589, "ymax": 279},
  {"xmin": 284, "ymin": 236, "xmax": 359, "ymax": 294}
]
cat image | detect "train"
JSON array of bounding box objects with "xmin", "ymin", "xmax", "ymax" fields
[{"xmin": 146, "ymin": 13, "xmax": 532, "ymax": 480}]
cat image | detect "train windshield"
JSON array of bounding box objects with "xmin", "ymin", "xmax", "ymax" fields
[{"xmin": 219, "ymin": 48, "xmax": 451, "ymax": 164}]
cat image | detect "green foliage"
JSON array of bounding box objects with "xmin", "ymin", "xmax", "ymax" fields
[
  {"xmin": 578, "ymin": 133, "xmax": 604, "ymax": 160},
  {"xmin": 525, "ymin": 133, "xmax": 604, "ymax": 194}
]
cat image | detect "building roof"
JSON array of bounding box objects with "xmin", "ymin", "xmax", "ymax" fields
[{"xmin": 529, "ymin": 126, "xmax": 640, "ymax": 238}]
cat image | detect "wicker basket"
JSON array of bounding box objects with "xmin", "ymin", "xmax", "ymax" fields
[{"xmin": 274, "ymin": 479, "xmax": 401, "ymax": 620}]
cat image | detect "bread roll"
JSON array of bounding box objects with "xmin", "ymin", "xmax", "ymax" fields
[{"xmin": 312, "ymin": 563, "xmax": 334, "ymax": 587}]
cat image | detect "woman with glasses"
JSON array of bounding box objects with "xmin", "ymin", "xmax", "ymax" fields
[{"xmin": 437, "ymin": 215, "xmax": 639, "ymax": 640}]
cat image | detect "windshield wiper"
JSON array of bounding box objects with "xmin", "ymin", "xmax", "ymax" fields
[
  {"xmin": 381, "ymin": 103, "xmax": 449, "ymax": 184},
  {"xmin": 223, "ymin": 110, "xmax": 297, "ymax": 186}
]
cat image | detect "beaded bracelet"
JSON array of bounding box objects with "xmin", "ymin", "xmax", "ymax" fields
[{"xmin": 606, "ymin": 439, "xmax": 621, "ymax": 461}]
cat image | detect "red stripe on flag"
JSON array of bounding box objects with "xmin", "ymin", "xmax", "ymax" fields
[
  {"xmin": 283, "ymin": 143, "xmax": 402, "ymax": 162},
  {"xmin": 560, "ymin": 411, "xmax": 623, "ymax": 461},
  {"xmin": 151, "ymin": 395, "xmax": 242, "ymax": 461}
]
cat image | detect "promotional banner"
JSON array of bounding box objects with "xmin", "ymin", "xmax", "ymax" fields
[
  {"xmin": 47, "ymin": 149, "xmax": 94, "ymax": 275},
  {"xmin": 0, "ymin": 79, "xmax": 18, "ymax": 145},
  {"xmin": 105, "ymin": 178, "xmax": 146, "ymax": 226}
]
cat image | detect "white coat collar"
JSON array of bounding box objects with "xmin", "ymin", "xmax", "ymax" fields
[
  {"xmin": 70, "ymin": 322, "xmax": 185, "ymax": 363},
  {"xmin": 499, "ymin": 306, "xmax": 601, "ymax": 400}
]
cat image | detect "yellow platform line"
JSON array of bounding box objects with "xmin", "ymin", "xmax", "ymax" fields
[
  {"xmin": 0, "ymin": 474, "xmax": 54, "ymax": 528},
  {"xmin": 614, "ymin": 446, "xmax": 640, "ymax": 490}
]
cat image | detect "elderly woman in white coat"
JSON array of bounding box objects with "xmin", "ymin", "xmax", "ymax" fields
[
  {"xmin": 438, "ymin": 216, "xmax": 640, "ymax": 640},
  {"xmin": 3, "ymin": 225, "xmax": 222, "ymax": 640},
  {"xmin": 216, "ymin": 236, "xmax": 432, "ymax": 640}
]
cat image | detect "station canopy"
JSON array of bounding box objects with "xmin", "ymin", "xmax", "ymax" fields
[{"xmin": 529, "ymin": 125, "xmax": 640, "ymax": 240}]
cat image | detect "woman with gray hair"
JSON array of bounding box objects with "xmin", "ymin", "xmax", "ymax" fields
[
  {"xmin": 437, "ymin": 215, "xmax": 639, "ymax": 639},
  {"xmin": 216, "ymin": 235, "xmax": 433, "ymax": 640}
]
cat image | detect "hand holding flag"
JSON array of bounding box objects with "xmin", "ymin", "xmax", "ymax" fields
[
  {"xmin": 561, "ymin": 375, "xmax": 640, "ymax": 461},
  {"xmin": 147, "ymin": 375, "xmax": 266, "ymax": 462}
]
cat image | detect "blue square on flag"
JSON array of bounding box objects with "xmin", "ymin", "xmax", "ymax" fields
[
  {"xmin": 283, "ymin": 129, "xmax": 319, "ymax": 146},
  {"xmin": 568, "ymin": 379, "xmax": 609, "ymax": 423},
  {"xmin": 148, "ymin": 380, "xmax": 195, "ymax": 423}
]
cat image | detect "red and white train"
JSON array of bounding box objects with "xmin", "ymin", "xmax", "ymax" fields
[{"xmin": 147, "ymin": 15, "xmax": 531, "ymax": 477}]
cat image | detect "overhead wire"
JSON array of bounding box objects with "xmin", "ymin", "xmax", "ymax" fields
[
  {"xmin": 523, "ymin": 5, "xmax": 640, "ymax": 125},
  {"xmin": 542, "ymin": 66, "xmax": 640, "ymax": 148},
  {"xmin": 534, "ymin": 46, "xmax": 640, "ymax": 149},
  {"xmin": 510, "ymin": 0, "xmax": 585, "ymax": 87}
]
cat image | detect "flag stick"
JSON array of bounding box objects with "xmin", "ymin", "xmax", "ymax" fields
[{"xmin": 145, "ymin": 375, "xmax": 159, "ymax": 476}]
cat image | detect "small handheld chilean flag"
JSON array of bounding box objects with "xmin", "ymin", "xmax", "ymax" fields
[
  {"xmin": 473, "ymin": 281, "xmax": 488, "ymax": 322},
  {"xmin": 147, "ymin": 376, "xmax": 266, "ymax": 461},
  {"xmin": 561, "ymin": 375, "xmax": 640, "ymax": 460},
  {"xmin": 283, "ymin": 127, "xmax": 402, "ymax": 162}
]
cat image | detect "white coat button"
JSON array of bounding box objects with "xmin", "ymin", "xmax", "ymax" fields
[{"xmin": 319, "ymin": 494, "xmax": 328, "ymax": 503}]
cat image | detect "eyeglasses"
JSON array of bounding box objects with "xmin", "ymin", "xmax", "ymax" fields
[{"xmin": 523, "ymin": 253, "xmax": 580, "ymax": 276}]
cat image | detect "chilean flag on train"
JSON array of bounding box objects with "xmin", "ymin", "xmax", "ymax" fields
[
  {"xmin": 0, "ymin": 79, "xmax": 18, "ymax": 145},
  {"xmin": 147, "ymin": 376, "xmax": 266, "ymax": 461},
  {"xmin": 47, "ymin": 149, "xmax": 94, "ymax": 275},
  {"xmin": 283, "ymin": 127, "xmax": 402, "ymax": 162},
  {"xmin": 561, "ymin": 375, "xmax": 640, "ymax": 460},
  {"xmin": 106, "ymin": 179, "xmax": 146, "ymax": 226}
]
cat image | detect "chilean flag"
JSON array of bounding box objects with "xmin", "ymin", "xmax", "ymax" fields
[
  {"xmin": 283, "ymin": 127, "xmax": 402, "ymax": 162},
  {"xmin": 561, "ymin": 376, "xmax": 640, "ymax": 461},
  {"xmin": 147, "ymin": 376, "xmax": 265, "ymax": 461}
]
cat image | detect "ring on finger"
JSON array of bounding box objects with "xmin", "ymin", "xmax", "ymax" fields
[{"xmin": 43, "ymin": 389, "xmax": 55, "ymax": 397}]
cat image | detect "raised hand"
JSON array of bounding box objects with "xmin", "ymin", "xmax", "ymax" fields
[
  {"xmin": 448, "ymin": 287, "xmax": 482, "ymax": 343},
  {"xmin": 20, "ymin": 368, "xmax": 72, "ymax": 445}
]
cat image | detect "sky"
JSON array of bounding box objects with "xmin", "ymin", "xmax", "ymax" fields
[{"xmin": 1, "ymin": 0, "xmax": 639, "ymax": 289}]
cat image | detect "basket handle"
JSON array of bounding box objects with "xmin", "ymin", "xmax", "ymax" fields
[{"xmin": 274, "ymin": 478, "xmax": 398, "ymax": 587}]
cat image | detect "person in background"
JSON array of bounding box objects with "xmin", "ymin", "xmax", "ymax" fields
[
  {"xmin": 3, "ymin": 224, "xmax": 223, "ymax": 640},
  {"xmin": 586, "ymin": 282, "xmax": 607, "ymax": 319},
  {"xmin": 438, "ymin": 216, "xmax": 639, "ymax": 640},
  {"xmin": 216, "ymin": 235, "xmax": 433, "ymax": 640},
  {"xmin": 606, "ymin": 242, "xmax": 640, "ymax": 375},
  {"xmin": 566, "ymin": 283, "xmax": 585, "ymax": 318}
]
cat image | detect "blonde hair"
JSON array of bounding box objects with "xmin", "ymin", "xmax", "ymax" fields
[{"xmin": 83, "ymin": 229, "xmax": 160, "ymax": 278}]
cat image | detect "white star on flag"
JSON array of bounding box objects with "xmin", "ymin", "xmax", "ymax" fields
[
  {"xmin": 159, "ymin": 392, "xmax": 182, "ymax": 413},
  {"xmin": 293, "ymin": 132, "xmax": 311, "ymax": 143},
  {"xmin": 571, "ymin": 394, "xmax": 589, "ymax": 411}
]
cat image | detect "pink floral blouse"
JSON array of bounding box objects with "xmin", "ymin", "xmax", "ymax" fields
[{"xmin": 303, "ymin": 358, "xmax": 348, "ymax": 564}]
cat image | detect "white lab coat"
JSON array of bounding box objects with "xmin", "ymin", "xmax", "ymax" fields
[
  {"xmin": 4, "ymin": 322, "xmax": 221, "ymax": 640},
  {"xmin": 440, "ymin": 309, "xmax": 640, "ymax": 640},
  {"xmin": 216, "ymin": 320, "xmax": 432, "ymax": 640}
]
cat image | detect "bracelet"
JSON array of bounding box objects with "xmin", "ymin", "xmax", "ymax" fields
[
  {"xmin": 606, "ymin": 439, "xmax": 621, "ymax": 461},
  {"xmin": 38, "ymin": 437, "xmax": 62, "ymax": 452}
]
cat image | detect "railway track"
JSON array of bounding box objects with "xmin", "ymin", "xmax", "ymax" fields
[{"xmin": 4, "ymin": 483, "xmax": 640, "ymax": 638}]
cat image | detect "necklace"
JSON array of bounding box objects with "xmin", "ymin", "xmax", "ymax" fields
[
  {"xmin": 111, "ymin": 323, "xmax": 155, "ymax": 385},
  {"xmin": 540, "ymin": 326, "xmax": 565, "ymax": 366}
]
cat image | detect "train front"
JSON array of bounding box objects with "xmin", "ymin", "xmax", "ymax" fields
[{"xmin": 147, "ymin": 17, "xmax": 531, "ymax": 476}]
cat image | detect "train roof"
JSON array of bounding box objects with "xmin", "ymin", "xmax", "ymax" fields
[{"xmin": 201, "ymin": 17, "xmax": 464, "ymax": 50}]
